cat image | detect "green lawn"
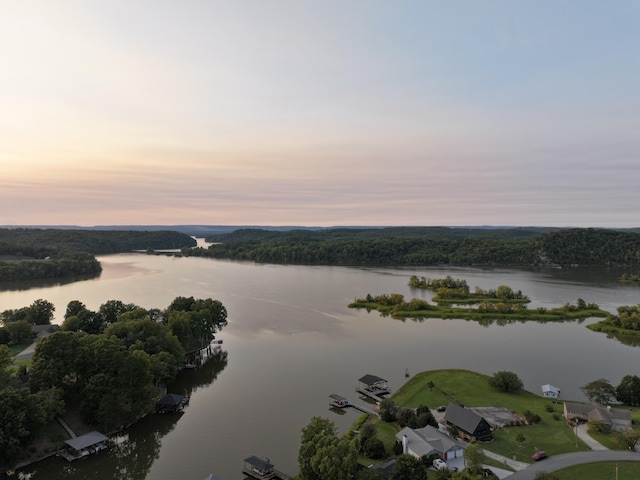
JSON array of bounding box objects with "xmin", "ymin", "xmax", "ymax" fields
[
  {"xmin": 555, "ymin": 461, "xmax": 640, "ymax": 479},
  {"xmin": 355, "ymin": 369, "xmax": 640, "ymax": 470}
]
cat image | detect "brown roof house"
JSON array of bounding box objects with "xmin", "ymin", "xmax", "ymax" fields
[
  {"xmin": 443, "ymin": 403, "xmax": 493, "ymax": 442},
  {"xmin": 564, "ymin": 402, "xmax": 632, "ymax": 432}
]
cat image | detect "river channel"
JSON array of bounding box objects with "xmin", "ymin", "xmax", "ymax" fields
[{"xmin": 3, "ymin": 252, "xmax": 640, "ymax": 480}]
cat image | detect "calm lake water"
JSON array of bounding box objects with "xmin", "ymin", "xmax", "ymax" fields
[{"xmin": 4, "ymin": 251, "xmax": 640, "ymax": 480}]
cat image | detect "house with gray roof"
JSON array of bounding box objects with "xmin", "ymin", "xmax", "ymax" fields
[
  {"xmin": 396, "ymin": 425, "xmax": 465, "ymax": 462},
  {"xmin": 443, "ymin": 402, "xmax": 492, "ymax": 441},
  {"xmin": 564, "ymin": 402, "xmax": 632, "ymax": 431}
]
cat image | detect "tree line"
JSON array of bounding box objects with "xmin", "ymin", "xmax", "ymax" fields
[
  {"xmin": 0, "ymin": 296, "xmax": 227, "ymax": 468},
  {"xmin": 183, "ymin": 227, "xmax": 640, "ymax": 267},
  {"xmin": 0, "ymin": 229, "xmax": 196, "ymax": 283}
]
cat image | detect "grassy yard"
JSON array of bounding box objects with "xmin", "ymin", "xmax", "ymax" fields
[
  {"xmin": 555, "ymin": 461, "xmax": 640, "ymax": 479},
  {"xmin": 391, "ymin": 369, "xmax": 593, "ymax": 461}
]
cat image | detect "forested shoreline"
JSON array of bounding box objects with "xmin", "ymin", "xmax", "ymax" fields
[
  {"xmin": 184, "ymin": 227, "xmax": 640, "ymax": 267},
  {"xmin": 0, "ymin": 229, "xmax": 196, "ymax": 283},
  {"xmin": 0, "ymin": 296, "xmax": 227, "ymax": 470}
]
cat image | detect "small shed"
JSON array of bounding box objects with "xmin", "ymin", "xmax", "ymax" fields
[
  {"xmin": 156, "ymin": 393, "xmax": 187, "ymax": 413},
  {"xmin": 541, "ymin": 384, "xmax": 560, "ymax": 399}
]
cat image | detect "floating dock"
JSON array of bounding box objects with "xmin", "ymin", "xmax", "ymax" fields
[{"xmin": 329, "ymin": 394, "xmax": 379, "ymax": 417}]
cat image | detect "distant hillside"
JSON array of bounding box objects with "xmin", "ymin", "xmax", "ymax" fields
[{"xmin": 181, "ymin": 227, "xmax": 640, "ymax": 267}]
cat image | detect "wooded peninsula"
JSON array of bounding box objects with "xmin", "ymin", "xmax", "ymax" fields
[{"xmin": 0, "ymin": 229, "xmax": 196, "ymax": 283}]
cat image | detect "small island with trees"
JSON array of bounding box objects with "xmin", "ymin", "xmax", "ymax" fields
[
  {"xmin": 409, "ymin": 275, "xmax": 530, "ymax": 304},
  {"xmin": 349, "ymin": 278, "xmax": 605, "ymax": 322}
]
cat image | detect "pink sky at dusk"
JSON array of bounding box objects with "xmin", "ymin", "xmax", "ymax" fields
[{"xmin": 1, "ymin": 1, "xmax": 639, "ymax": 228}]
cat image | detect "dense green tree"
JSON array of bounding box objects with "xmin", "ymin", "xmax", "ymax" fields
[
  {"xmin": 616, "ymin": 375, "xmax": 640, "ymax": 406},
  {"xmin": 27, "ymin": 299, "xmax": 55, "ymax": 325},
  {"xmin": 99, "ymin": 300, "xmax": 136, "ymax": 324},
  {"xmin": 380, "ymin": 398, "xmax": 398, "ymax": 422},
  {"xmin": 463, "ymin": 443, "xmax": 486, "ymax": 474},
  {"xmin": 488, "ymin": 371, "xmax": 523, "ymax": 392},
  {"xmin": 65, "ymin": 300, "xmax": 88, "ymax": 319},
  {"xmin": 581, "ymin": 378, "xmax": 617, "ymax": 404},
  {"xmin": 29, "ymin": 331, "xmax": 84, "ymax": 392},
  {"xmin": 0, "ymin": 387, "xmax": 46, "ymax": 467},
  {"xmin": 362, "ymin": 437, "xmax": 385, "ymax": 459},
  {"xmin": 298, "ymin": 417, "xmax": 356, "ymax": 480},
  {"xmin": 390, "ymin": 454, "xmax": 428, "ymax": 480},
  {"xmin": 5, "ymin": 320, "xmax": 34, "ymax": 345}
]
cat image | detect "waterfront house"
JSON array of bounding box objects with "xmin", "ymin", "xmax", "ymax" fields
[
  {"xmin": 443, "ymin": 403, "xmax": 493, "ymax": 441},
  {"xmin": 564, "ymin": 402, "xmax": 632, "ymax": 431},
  {"xmin": 396, "ymin": 425, "xmax": 466, "ymax": 461}
]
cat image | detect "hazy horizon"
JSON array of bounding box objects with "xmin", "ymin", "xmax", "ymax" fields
[{"xmin": 2, "ymin": 1, "xmax": 638, "ymax": 228}]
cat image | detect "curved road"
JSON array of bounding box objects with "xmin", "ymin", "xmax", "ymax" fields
[{"xmin": 506, "ymin": 451, "xmax": 640, "ymax": 480}]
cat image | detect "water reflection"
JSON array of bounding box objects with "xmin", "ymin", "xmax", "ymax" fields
[{"xmin": 0, "ymin": 273, "xmax": 100, "ymax": 292}]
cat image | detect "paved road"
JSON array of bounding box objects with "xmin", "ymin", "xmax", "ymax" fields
[{"xmin": 506, "ymin": 451, "xmax": 640, "ymax": 480}]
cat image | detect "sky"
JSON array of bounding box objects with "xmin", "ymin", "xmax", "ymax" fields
[{"xmin": 1, "ymin": 1, "xmax": 639, "ymax": 228}]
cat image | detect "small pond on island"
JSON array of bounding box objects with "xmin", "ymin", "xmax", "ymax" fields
[{"xmin": 3, "ymin": 252, "xmax": 640, "ymax": 480}]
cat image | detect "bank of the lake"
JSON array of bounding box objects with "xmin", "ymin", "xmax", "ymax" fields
[{"xmin": 6, "ymin": 255, "xmax": 640, "ymax": 480}]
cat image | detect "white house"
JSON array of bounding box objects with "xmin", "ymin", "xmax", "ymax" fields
[{"xmin": 541, "ymin": 384, "xmax": 560, "ymax": 399}]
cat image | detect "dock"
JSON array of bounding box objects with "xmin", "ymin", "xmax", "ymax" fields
[
  {"xmin": 329, "ymin": 394, "xmax": 379, "ymax": 417},
  {"xmin": 356, "ymin": 374, "xmax": 391, "ymax": 403}
]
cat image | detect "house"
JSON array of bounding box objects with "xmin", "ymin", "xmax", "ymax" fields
[
  {"xmin": 564, "ymin": 402, "xmax": 632, "ymax": 431},
  {"xmin": 541, "ymin": 384, "xmax": 560, "ymax": 399},
  {"xmin": 60, "ymin": 431, "xmax": 109, "ymax": 462},
  {"xmin": 443, "ymin": 403, "xmax": 493, "ymax": 441},
  {"xmin": 396, "ymin": 425, "xmax": 465, "ymax": 462}
]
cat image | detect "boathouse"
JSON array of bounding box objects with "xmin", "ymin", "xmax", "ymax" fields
[
  {"xmin": 60, "ymin": 431, "xmax": 108, "ymax": 462},
  {"xmin": 242, "ymin": 456, "xmax": 276, "ymax": 479},
  {"xmin": 357, "ymin": 374, "xmax": 390, "ymax": 401},
  {"xmin": 156, "ymin": 393, "xmax": 187, "ymax": 413}
]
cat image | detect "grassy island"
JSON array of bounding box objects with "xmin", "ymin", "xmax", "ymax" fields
[
  {"xmin": 588, "ymin": 304, "xmax": 640, "ymax": 340},
  {"xmin": 409, "ymin": 276, "xmax": 532, "ymax": 305},
  {"xmin": 349, "ymin": 293, "xmax": 607, "ymax": 322}
]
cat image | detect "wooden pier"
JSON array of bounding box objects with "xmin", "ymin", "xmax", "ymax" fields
[{"xmin": 329, "ymin": 394, "xmax": 379, "ymax": 417}]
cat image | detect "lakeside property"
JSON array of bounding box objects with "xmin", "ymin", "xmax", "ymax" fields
[{"xmin": 351, "ymin": 369, "xmax": 640, "ymax": 474}]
